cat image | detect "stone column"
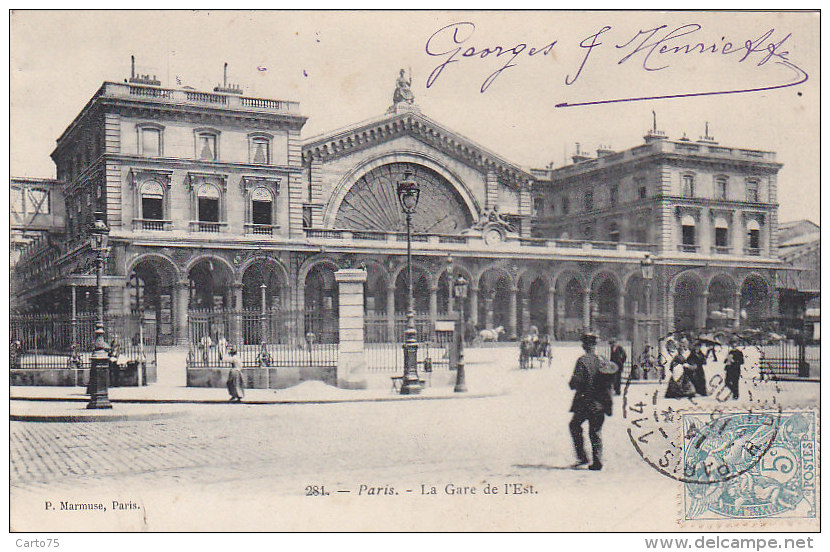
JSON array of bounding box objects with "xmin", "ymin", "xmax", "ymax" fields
[
  {"xmin": 386, "ymin": 284, "xmax": 395, "ymax": 341},
  {"xmin": 509, "ymin": 287, "xmax": 518, "ymax": 339},
  {"xmin": 470, "ymin": 287, "xmax": 479, "ymax": 329},
  {"xmin": 583, "ymin": 288, "xmax": 591, "ymax": 331},
  {"xmin": 733, "ymin": 291, "xmax": 742, "ymax": 329},
  {"xmin": 174, "ymin": 281, "xmax": 190, "ymax": 345},
  {"xmin": 699, "ymin": 291, "xmax": 709, "ymax": 330},
  {"xmin": 547, "ymin": 289, "xmax": 555, "ymax": 337},
  {"xmin": 232, "ymin": 283, "xmax": 244, "ymax": 344},
  {"xmin": 485, "ymin": 291, "xmax": 494, "ymax": 330},
  {"xmin": 618, "ymin": 292, "xmax": 626, "ymax": 340},
  {"xmin": 335, "ymin": 269, "xmax": 368, "ymax": 389},
  {"xmin": 521, "ymin": 295, "xmax": 531, "ymax": 334}
]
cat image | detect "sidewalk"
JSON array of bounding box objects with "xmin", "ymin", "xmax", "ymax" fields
[{"xmin": 10, "ymin": 375, "xmax": 506, "ymax": 422}]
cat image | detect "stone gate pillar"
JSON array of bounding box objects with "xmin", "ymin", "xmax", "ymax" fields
[{"xmin": 335, "ymin": 268, "xmax": 368, "ymax": 389}]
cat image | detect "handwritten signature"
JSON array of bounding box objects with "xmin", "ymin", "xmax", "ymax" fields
[{"xmin": 424, "ymin": 22, "xmax": 809, "ymax": 106}]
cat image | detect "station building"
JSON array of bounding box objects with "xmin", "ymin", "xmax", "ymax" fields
[{"xmin": 11, "ymin": 69, "xmax": 784, "ymax": 346}]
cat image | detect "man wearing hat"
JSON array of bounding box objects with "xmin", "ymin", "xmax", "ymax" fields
[{"xmin": 568, "ymin": 332, "xmax": 617, "ymax": 471}]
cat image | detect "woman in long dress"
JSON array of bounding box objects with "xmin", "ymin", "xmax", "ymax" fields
[{"xmin": 227, "ymin": 346, "xmax": 245, "ymax": 402}]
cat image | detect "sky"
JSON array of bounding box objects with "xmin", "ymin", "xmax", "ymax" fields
[{"xmin": 9, "ymin": 10, "xmax": 819, "ymax": 224}]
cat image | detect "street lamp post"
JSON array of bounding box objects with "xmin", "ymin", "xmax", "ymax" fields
[
  {"xmin": 397, "ymin": 170, "xmax": 421, "ymax": 395},
  {"xmin": 87, "ymin": 211, "xmax": 112, "ymax": 409},
  {"xmin": 453, "ymin": 274, "xmax": 469, "ymax": 393}
]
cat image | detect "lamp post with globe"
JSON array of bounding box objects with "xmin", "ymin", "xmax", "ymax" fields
[{"xmin": 396, "ymin": 170, "xmax": 422, "ymax": 395}]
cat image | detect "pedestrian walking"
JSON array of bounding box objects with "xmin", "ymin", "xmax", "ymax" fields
[
  {"xmin": 724, "ymin": 339, "xmax": 744, "ymax": 399},
  {"xmin": 686, "ymin": 340, "xmax": 708, "ymax": 396},
  {"xmin": 568, "ymin": 332, "xmax": 617, "ymax": 471},
  {"xmin": 609, "ymin": 338, "xmax": 627, "ymax": 394},
  {"xmin": 226, "ymin": 346, "xmax": 245, "ymax": 402}
]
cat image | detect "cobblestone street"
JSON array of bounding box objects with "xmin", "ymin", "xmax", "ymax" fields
[{"xmin": 11, "ymin": 348, "xmax": 820, "ymax": 531}]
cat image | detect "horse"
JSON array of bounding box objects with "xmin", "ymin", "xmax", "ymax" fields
[
  {"xmin": 474, "ymin": 326, "xmax": 504, "ymax": 345},
  {"xmin": 519, "ymin": 333, "xmax": 552, "ymax": 369}
]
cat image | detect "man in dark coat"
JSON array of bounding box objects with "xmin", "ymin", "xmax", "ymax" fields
[
  {"xmin": 569, "ymin": 332, "xmax": 617, "ymax": 471},
  {"xmin": 609, "ymin": 338, "xmax": 627, "ymax": 395},
  {"xmin": 725, "ymin": 340, "xmax": 744, "ymax": 399}
]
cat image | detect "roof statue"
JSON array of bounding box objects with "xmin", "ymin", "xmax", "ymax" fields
[{"xmin": 393, "ymin": 68, "xmax": 415, "ymax": 105}]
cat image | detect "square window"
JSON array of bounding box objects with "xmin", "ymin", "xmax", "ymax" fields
[
  {"xmin": 141, "ymin": 128, "xmax": 161, "ymax": 157},
  {"xmin": 682, "ymin": 175, "xmax": 695, "ymax": 197},
  {"xmin": 716, "ymin": 178, "xmax": 728, "ymax": 200},
  {"xmin": 250, "ymin": 137, "xmax": 270, "ymax": 164},
  {"xmin": 198, "ymin": 134, "xmax": 217, "ymax": 160},
  {"xmin": 746, "ymin": 181, "xmax": 759, "ymax": 202}
]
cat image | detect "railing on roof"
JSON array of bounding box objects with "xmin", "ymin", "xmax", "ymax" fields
[{"xmin": 103, "ymin": 82, "xmax": 301, "ymax": 114}]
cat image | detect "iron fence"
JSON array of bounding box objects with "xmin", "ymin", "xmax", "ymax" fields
[
  {"xmin": 9, "ymin": 312, "xmax": 157, "ymax": 371},
  {"xmin": 760, "ymin": 339, "xmax": 817, "ymax": 378},
  {"xmin": 364, "ymin": 314, "xmax": 454, "ymax": 372},
  {"xmin": 186, "ymin": 309, "xmax": 338, "ymax": 369}
]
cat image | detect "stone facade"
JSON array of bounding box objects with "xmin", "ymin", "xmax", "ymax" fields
[{"xmin": 11, "ymin": 75, "xmax": 784, "ymax": 346}]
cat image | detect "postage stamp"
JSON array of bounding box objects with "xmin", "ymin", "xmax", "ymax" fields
[{"xmin": 682, "ymin": 410, "xmax": 818, "ymax": 521}]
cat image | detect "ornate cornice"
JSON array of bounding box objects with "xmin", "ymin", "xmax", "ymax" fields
[
  {"xmin": 186, "ymin": 171, "xmax": 227, "ymax": 192},
  {"xmin": 675, "ymin": 205, "xmax": 702, "ymax": 221},
  {"xmin": 302, "ymin": 111, "xmax": 534, "ymax": 188},
  {"xmin": 240, "ymin": 175, "xmax": 281, "ymax": 195},
  {"xmin": 128, "ymin": 168, "xmax": 173, "ymax": 189}
]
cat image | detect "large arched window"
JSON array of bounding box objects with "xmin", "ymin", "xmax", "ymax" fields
[
  {"xmin": 197, "ymin": 184, "xmax": 220, "ymax": 225},
  {"xmin": 714, "ymin": 216, "xmax": 729, "ymax": 253},
  {"xmin": 681, "ymin": 214, "xmax": 697, "ymax": 252},
  {"xmin": 746, "ymin": 219, "xmax": 761, "ymax": 255},
  {"xmin": 141, "ymin": 181, "xmax": 165, "ymax": 221},
  {"xmin": 249, "ymin": 187, "xmax": 274, "ymax": 235}
]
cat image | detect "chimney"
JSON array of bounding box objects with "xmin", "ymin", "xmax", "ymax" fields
[
  {"xmin": 571, "ymin": 143, "xmax": 592, "ymax": 164},
  {"xmin": 596, "ymin": 145, "xmax": 615, "ymax": 157},
  {"xmin": 644, "ymin": 110, "xmax": 667, "ymax": 143},
  {"xmin": 128, "ymin": 55, "xmax": 161, "ymax": 86},
  {"xmin": 214, "ymin": 62, "xmax": 244, "ymax": 95},
  {"xmin": 696, "ymin": 121, "xmax": 718, "ymax": 144}
]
